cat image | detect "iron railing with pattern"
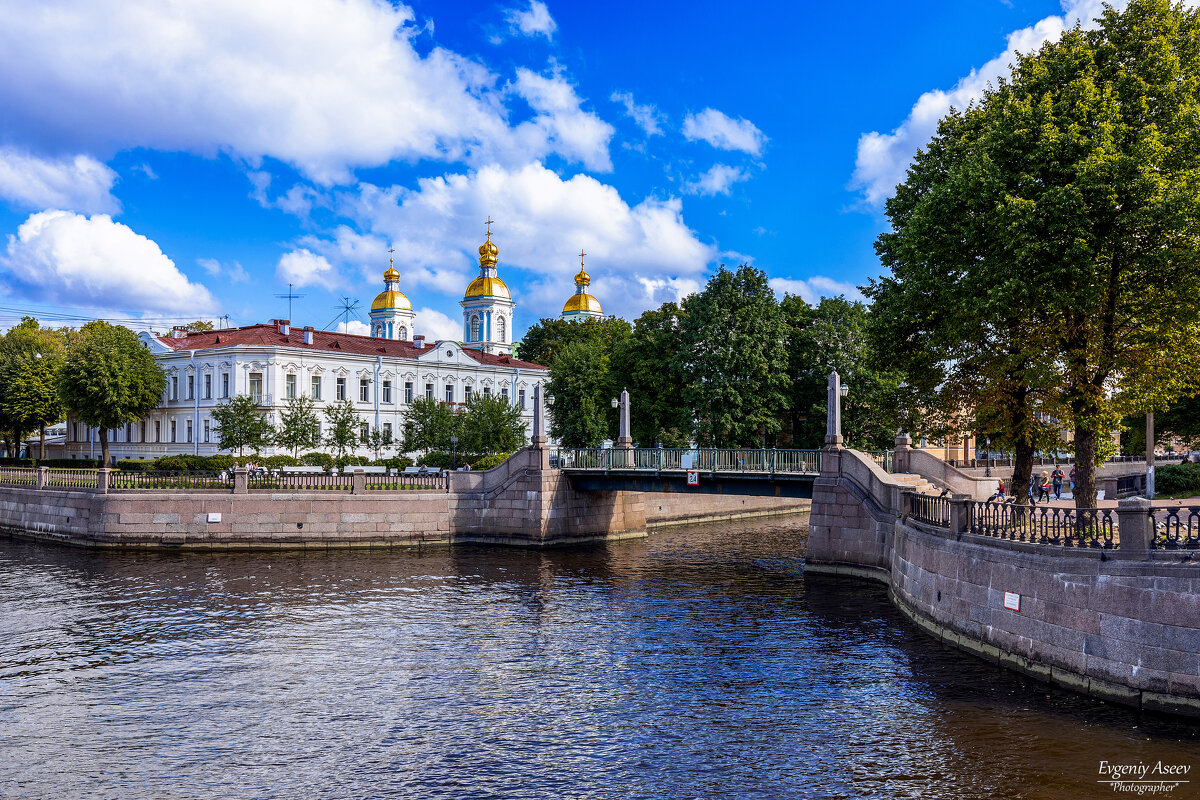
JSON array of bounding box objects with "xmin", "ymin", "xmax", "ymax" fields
[
  {"xmin": 0, "ymin": 466, "xmax": 38, "ymax": 486},
  {"xmin": 866, "ymin": 450, "xmax": 895, "ymax": 473},
  {"xmin": 907, "ymin": 493, "xmax": 951, "ymax": 528},
  {"xmin": 364, "ymin": 473, "xmax": 447, "ymax": 491},
  {"xmin": 1153, "ymin": 506, "xmax": 1200, "ymax": 550},
  {"xmin": 248, "ymin": 472, "xmax": 352, "ymax": 491},
  {"xmin": 968, "ymin": 501, "xmax": 1115, "ymax": 548},
  {"xmin": 110, "ymin": 471, "xmax": 233, "ymax": 491},
  {"xmin": 45, "ymin": 468, "xmax": 98, "ymax": 489},
  {"xmin": 551, "ymin": 448, "xmax": 822, "ymax": 475}
]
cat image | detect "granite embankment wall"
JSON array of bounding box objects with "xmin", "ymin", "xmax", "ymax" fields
[
  {"xmin": 808, "ymin": 446, "xmax": 1200, "ymax": 717},
  {"xmin": 0, "ymin": 448, "xmax": 809, "ymax": 550}
]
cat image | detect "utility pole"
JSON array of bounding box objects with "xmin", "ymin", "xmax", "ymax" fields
[{"xmin": 1147, "ymin": 411, "xmax": 1156, "ymax": 499}]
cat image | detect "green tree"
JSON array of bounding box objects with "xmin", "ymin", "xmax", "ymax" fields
[
  {"xmin": 518, "ymin": 316, "xmax": 632, "ymax": 368},
  {"xmin": 0, "ymin": 318, "xmax": 66, "ymax": 458},
  {"xmin": 58, "ymin": 321, "xmax": 166, "ymax": 466},
  {"xmin": 275, "ymin": 395, "xmax": 321, "ymax": 456},
  {"xmin": 402, "ymin": 396, "xmax": 460, "ymax": 453},
  {"xmin": 546, "ymin": 339, "xmax": 611, "ymax": 447},
  {"xmin": 673, "ymin": 265, "xmax": 789, "ymax": 447},
  {"xmin": 611, "ymin": 302, "xmax": 691, "ymax": 447},
  {"xmin": 323, "ymin": 399, "xmax": 360, "ymax": 458},
  {"xmin": 211, "ymin": 395, "xmax": 273, "ymax": 457},
  {"xmin": 367, "ymin": 425, "xmax": 394, "ymax": 460},
  {"xmin": 459, "ymin": 392, "xmax": 526, "ymax": 454}
]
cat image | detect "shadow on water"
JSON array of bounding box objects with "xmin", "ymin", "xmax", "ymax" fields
[{"xmin": 1, "ymin": 518, "xmax": 1198, "ymax": 800}]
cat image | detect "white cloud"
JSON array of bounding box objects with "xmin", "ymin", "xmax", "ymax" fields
[
  {"xmin": 277, "ymin": 249, "xmax": 338, "ymax": 290},
  {"xmin": 0, "ymin": 0, "xmax": 610, "ymax": 183},
  {"xmin": 416, "ymin": 306, "xmax": 463, "ymax": 342},
  {"xmin": 851, "ymin": 0, "xmax": 1121, "ymax": 207},
  {"xmin": 686, "ymin": 164, "xmax": 750, "ymax": 196},
  {"xmin": 611, "ymin": 91, "xmax": 664, "ymax": 136},
  {"xmin": 198, "ymin": 257, "xmax": 249, "ymax": 283},
  {"xmin": 507, "ymin": 69, "xmax": 614, "ymax": 172},
  {"xmin": 0, "ymin": 148, "xmax": 120, "ymax": 215},
  {"xmin": 769, "ymin": 276, "xmax": 866, "ymax": 305},
  {"xmin": 682, "ymin": 108, "xmax": 766, "ymax": 156},
  {"xmin": 505, "ymin": 1, "xmax": 557, "ymax": 39},
  {"xmin": 335, "ymin": 320, "xmax": 372, "ymax": 336},
  {"xmin": 1, "ymin": 210, "xmax": 217, "ymax": 314}
]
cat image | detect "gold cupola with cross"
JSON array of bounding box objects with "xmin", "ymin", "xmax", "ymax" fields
[
  {"xmin": 370, "ymin": 248, "xmax": 416, "ymax": 340},
  {"xmin": 561, "ymin": 249, "xmax": 603, "ymax": 320},
  {"xmin": 461, "ymin": 217, "xmax": 515, "ymax": 354}
]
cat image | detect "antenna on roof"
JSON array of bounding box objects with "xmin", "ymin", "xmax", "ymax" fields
[
  {"xmin": 274, "ymin": 283, "xmax": 305, "ymax": 323},
  {"xmin": 323, "ymin": 297, "xmax": 361, "ymax": 331}
]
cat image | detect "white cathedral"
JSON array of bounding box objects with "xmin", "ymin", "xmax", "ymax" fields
[{"xmin": 63, "ymin": 225, "xmax": 605, "ymax": 463}]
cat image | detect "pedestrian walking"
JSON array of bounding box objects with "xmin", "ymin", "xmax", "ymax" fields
[
  {"xmin": 1051, "ymin": 466, "xmax": 1065, "ymax": 501},
  {"xmin": 1069, "ymin": 466, "xmax": 1076, "ymax": 492},
  {"xmin": 1037, "ymin": 471, "xmax": 1051, "ymax": 503}
]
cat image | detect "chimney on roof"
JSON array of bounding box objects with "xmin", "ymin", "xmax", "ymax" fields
[
  {"xmin": 171, "ymin": 325, "xmax": 188, "ymax": 339},
  {"xmin": 414, "ymin": 335, "xmax": 425, "ymax": 349},
  {"xmin": 275, "ymin": 319, "xmax": 290, "ymax": 335},
  {"xmin": 303, "ymin": 326, "xmax": 314, "ymax": 345}
]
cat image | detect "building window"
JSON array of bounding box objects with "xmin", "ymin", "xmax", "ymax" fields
[
  {"xmin": 382, "ymin": 380, "xmax": 392, "ymax": 403},
  {"xmin": 221, "ymin": 373, "xmax": 229, "ymax": 398},
  {"xmin": 249, "ymin": 372, "xmax": 263, "ymax": 403},
  {"xmin": 483, "ymin": 386, "xmax": 491, "ymax": 398},
  {"xmin": 383, "ymin": 422, "xmax": 392, "ymax": 438},
  {"xmin": 445, "ymin": 384, "xmax": 454, "ymax": 403},
  {"xmin": 336, "ymin": 377, "xmax": 346, "ymax": 401},
  {"xmin": 204, "ymin": 374, "xmax": 212, "ymax": 400},
  {"xmin": 497, "ymin": 316, "xmax": 506, "ymax": 343},
  {"xmin": 125, "ymin": 423, "xmax": 132, "ymax": 442},
  {"xmin": 359, "ymin": 378, "xmax": 370, "ymax": 403},
  {"xmin": 501, "ymin": 387, "xmax": 509, "ymax": 401},
  {"xmin": 187, "ymin": 375, "xmax": 194, "ymax": 400},
  {"xmin": 399, "ymin": 326, "xmax": 407, "ymax": 340},
  {"xmin": 464, "ymin": 385, "xmax": 472, "ymax": 403},
  {"xmin": 359, "ymin": 423, "xmax": 369, "ymax": 443},
  {"xmin": 286, "ymin": 373, "xmax": 297, "ymax": 399},
  {"xmin": 425, "ymin": 383, "xmax": 434, "ymax": 400},
  {"xmin": 171, "ymin": 376, "xmax": 178, "ymax": 401},
  {"xmin": 203, "ymin": 419, "xmax": 210, "ymax": 444},
  {"xmin": 155, "ymin": 421, "xmax": 161, "ymax": 443},
  {"xmin": 311, "ymin": 375, "xmax": 321, "ymax": 400},
  {"xmin": 170, "ymin": 420, "xmax": 177, "ymax": 443},
  {"xmin": 141, "ymin": 421, "xmax": 147, "ymax": 442},
  {"xmin": 186, "ymin": 419, "xmax": 193, "ymax": 444},
  {"xmin": 404, "ymin": 381, "xmax": 413, "ymax": 403},
  {"xmin": 470, "ymin": 314, "xmax": 480, "ymax": 341},
  {"xmin": 519, "ymin": 389, "xmax": 526, "ymax": 409}
]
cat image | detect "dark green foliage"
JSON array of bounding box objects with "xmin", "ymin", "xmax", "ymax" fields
[
  {"xmin": 458, "ymin": 393, "xmax": 525, "ymax": 454},
  {"xmin": 518, "ymin": 317, "xmax": 632, "ymax": 368},
  {"xmin": 211, "ymin": 395, "xmax": 274, "ymax": 457},
  {"xmin": 322, "ymin": 399, "xmax": 359, "ymax": 458},
  {"xmin": 546, "ymin": 340, "xmax": 611, "ymax": 447},
  {"xmin": 402, "ymin": 396, "xmax": 460, "ymax": 453},
  {"xmin": 611, "ymin": 302, "xmax": 691, "ymax": 447},
  {"xmin": 674, "ymin": 265, "xmax": 790, "ymax": 447},
  {"xmin": 1156, "ymin": 464, "xmax": 1200, "ymax": 495},
  {"xmin": 275, "ymin": 395, "xmax": 322, "ymax": 456},
  {"xmin": 0, "ymin": 457, "xmax": 100, "ymax": 468}
]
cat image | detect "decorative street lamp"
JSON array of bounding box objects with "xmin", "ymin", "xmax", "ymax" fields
[
  {"xmin": 450, "ymin": 435, "xmax": 458, "ymax": 471},
  {"xmin": 985, "ymin": 437, "xmax": 991, "ymax": 478}
]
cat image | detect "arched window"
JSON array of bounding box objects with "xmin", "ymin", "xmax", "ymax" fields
[
  {"xmin": 497, "ymin": 315, "xmax": 506, "ymax": 343},
  {"xmin": 398, "ymin": 326, "xmax": 407, "ymax": 340},
  {"xmin": 470, "ymin": 314, "xmax": 480, "ymax": 341}
]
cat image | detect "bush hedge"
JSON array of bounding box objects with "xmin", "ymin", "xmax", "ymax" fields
[
  {"xmin": 417, "ymin": 451, "xmax": 511, "ymax": 470},
  {"xmin": 1157, "ymin": 463, "xmax": 1200, "ymax": 495},
  {"xmin": 114, "ymin": 453, "xmax": 416, "ymax": 472},
  {"xmin": 0, "ymin": 457, "xmax": 101, "ymax": 468}
]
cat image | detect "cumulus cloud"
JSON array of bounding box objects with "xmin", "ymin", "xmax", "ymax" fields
[
  {"xmin": 0, "ymin": 148, "xmax": 120, "ymax": 215},
  {"xmin": 506, "ymin": 69, "xmax": 614, "ymax": 172},
  {"xmin": 769, "ymin": 276, "xmax": 866, "ymax": 305},
  {"xmin": 505, "ymin": 1, "xmax": 557, "ymax": 39},
  {"xmin": 198, "ymin": 257, "xmax": 250, "ymax": 284},
  {"xmin": 686, "ymin": 164, "xmax": 750, "ymax": 196},
  {"xmin": 277, "ymin": 249, "xmax": 338, "ymax": 290},
  {"xmin": 682, "ymin": 108, "xmax": 766, "ymax": 156},
  {"xmin": 0, "ymin": 0, "xmax": 609, "ymax": 183},
  {"xmin": 850, "ymin": 0, "xmax": 1121, "ymax": 207},
  {"xmin": 1, "ymin": 211, "xmax": 217, "ymax": 314},
  {"xmin": 610, "ymin": 91, "xmax": 664, "ymax": 136},
  {"xmin": 335, "ymin": 320, "xmax": 372, "ymax": 336}
]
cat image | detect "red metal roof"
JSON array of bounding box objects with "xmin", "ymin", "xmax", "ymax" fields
[{"xmin": 156, "ymin": 324, "xmax": 547, "ymax": 370}]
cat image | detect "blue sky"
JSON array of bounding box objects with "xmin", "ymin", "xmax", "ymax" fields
[{"xmin": 0, "ymin": 0, "xmax": 1118, "ymax": 341}]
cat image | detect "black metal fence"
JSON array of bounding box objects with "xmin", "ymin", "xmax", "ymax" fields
[
  {"xmin": 111, "ymin": 471, "xmax": 233, "ymax": 491},
  {"xmin": 249, "ymin": 472, "xmax": 352, "ymax": 491},
  {"xmin": 364, "ymin": 473, "xmax": 447, "ymax": 491},
  {"xmin": 967, "ymin": 501, "xmax": 1115, "ymax": 548},
  {"xmin": 1153, "ymin": 506, "xmax": 1200, "ymax": 549},
  {"xmin": 907, "ymin": 493, "xmax": 951, "ymax": 528}
]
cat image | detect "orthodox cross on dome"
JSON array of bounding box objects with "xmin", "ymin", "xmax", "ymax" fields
[
  {"xmin": 388, "ymin": 247, "xmax": 395, "ymax": 269},
  {"xmin": 578, "ymin": 249, "xmax": 586, "ymax": 266},
  {"xmin": 485, "ymin": 216, "xmax": 495, "ymax": 240}
]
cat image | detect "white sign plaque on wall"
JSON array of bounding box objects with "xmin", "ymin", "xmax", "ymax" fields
[
  {"xmin": 207, "ymin": 512, "xmax": 222, "ymax": 523},
  {"xmin": 686, "ymin": 470, "xmax": 700, "ymax": 487},
  {"xmin": 1003, "ymin": 591, "xmax": 1021, "ymax": 612}
]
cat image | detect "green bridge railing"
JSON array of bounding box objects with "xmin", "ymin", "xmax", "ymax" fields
[{"xmin": 551, "ymin": 447, "xmax": 823, "ymax": 475}]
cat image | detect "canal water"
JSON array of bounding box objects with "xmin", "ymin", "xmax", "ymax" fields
[{"xmin": 2, "ymin": 517, "xmax": 1199, "ymax": 799}]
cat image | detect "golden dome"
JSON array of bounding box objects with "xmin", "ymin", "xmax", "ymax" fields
[
  {"xmin": 383, "ymin": 266, "xmax": 400, "ymax": 281},
  {"xmin": 371, "ymin": 289, "xmax": 412, "ymax": 311},
  {"xmin": 563, "ymin": 292, "xmax": 603, "ymax": 315},
  {"xmin": 478, "ymin": 235, "xmax": 498, "ymax": 268},
  {"xmin": 574, "ymin": 268, "xmax": 591, "ymax": 286},
  {"xmin": 465, "ymin": 276, "xmax": 511, "ymax": 300}
]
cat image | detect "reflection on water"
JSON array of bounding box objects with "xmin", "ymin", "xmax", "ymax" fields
[{"xmin": 1, "ymin": 519, "xmax": 1197, "ymax": 799}]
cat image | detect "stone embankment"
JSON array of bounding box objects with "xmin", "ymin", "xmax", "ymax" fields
[{"xmin": 807, "ymin": 440, "xmax": 1200, "ymax": 718}]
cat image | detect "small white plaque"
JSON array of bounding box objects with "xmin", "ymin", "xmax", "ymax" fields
[
  {"xmin": 686, "ymin": 470, "xmax": 700, "ymax": 486},
  {"xmin": 207, "ymin": 512, "xmax": 222, "ymax": 523},
  {"xmin": 1003, "ymin": 591, "xmax": 1020, "ymax": 612}
]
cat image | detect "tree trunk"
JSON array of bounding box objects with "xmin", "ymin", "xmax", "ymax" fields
[
  {"xmin": 99, "ymin": 428, "xmax": 110, "ymax": 467},
  {"xmin": 39, "ymin": 426, "xmax": 46, "ymax": 460},
  {"xmin": 1012, "ymin": 439, "xmax": 1035, "ymax": 506},
  {"xmin": 1074, "ymin": 424, "xmax": 1097, "ymax": 508}
]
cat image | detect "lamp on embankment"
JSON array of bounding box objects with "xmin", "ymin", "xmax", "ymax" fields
[{"xmin": 450, "ymin": 435, "xmax": 458, "ymax": 471}]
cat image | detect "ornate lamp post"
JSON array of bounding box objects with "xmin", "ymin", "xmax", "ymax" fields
[{"xmin": 450, "ymin": 435, "xmax": 458, "ymax": 471}]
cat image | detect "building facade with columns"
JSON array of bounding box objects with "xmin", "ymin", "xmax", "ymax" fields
[{"xmin": 62, "ymin": 230, "xmax": 554, "ymax": 463}]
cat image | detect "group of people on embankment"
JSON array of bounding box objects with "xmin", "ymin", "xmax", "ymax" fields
[{"xmin": 988, "ymin": 465, "xmax": 1075, "ymax": 504}]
